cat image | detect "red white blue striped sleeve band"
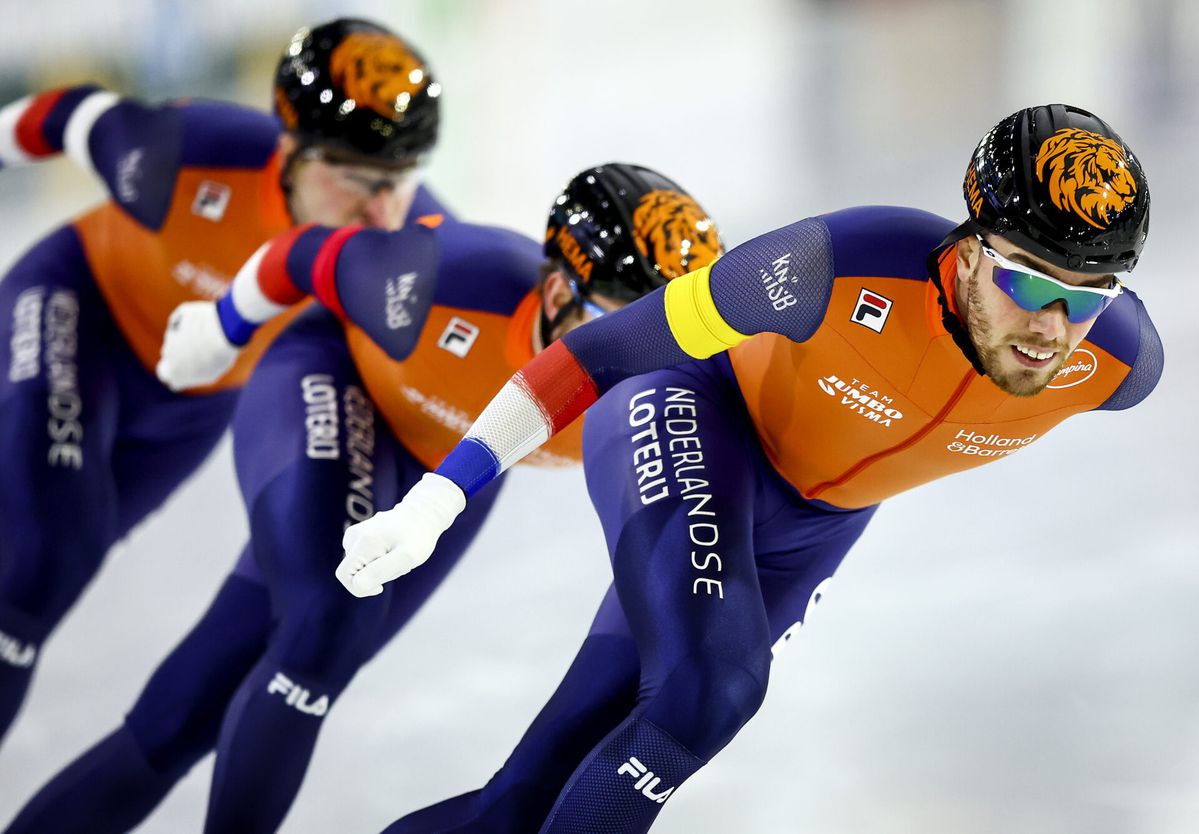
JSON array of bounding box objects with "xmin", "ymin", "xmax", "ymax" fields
[
  {"xmin": 0, "ymin": 87, "xmax": 112, "ymax": 169},
  {"xmin": 0, "ymin": 94, "xmax": 54, "ymax": 165},
  {"xmin": 216, "ymin": 230, "xmax": 310, "ymax": 345},
  {"xmin": 61, "ymin": 91, "xmax": 119, "ymax": 177},
  {"xmin": 435, "ymin": 340, "xmax": 599, "ymax": 497},
  {"xmin": 309, "ymin": 226, "xmax": 360, "ymax": 321}
]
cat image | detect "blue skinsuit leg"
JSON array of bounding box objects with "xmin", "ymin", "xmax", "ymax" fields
[{"xmin": 2, "ymin": 548, "xmax": 271, "ymax": 834}]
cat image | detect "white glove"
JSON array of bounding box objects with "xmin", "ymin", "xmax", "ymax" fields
[
  {"xmin": 337, "ymin": 472, "xmax": 467, "ymax": 597},
  {"xmin": 156, "ymin": 301, "xmax": 242, "ymax": 391}
]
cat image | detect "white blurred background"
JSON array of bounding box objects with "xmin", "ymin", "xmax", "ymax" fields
[{"xmin": 1, "ymin": 1, "xmax": 1197, "ymax": 832}]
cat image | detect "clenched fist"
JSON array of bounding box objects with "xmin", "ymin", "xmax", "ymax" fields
[
  {"xmin": 337, "ymin": 472, "xmax": 467, "ymax": 597},
  {"xmin": 156, "ymin": 301, "xmax": 241, "ymax": 391}
]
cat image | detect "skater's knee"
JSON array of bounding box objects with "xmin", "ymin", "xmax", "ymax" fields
[
  {"xmin": 125, "ymin": 576, "xmax": 273, "ymax": 777},
  {"xmin": 270, "ymin": 595, "xmax": 383, "ymax": 685},
  {"xmin": 646, "ymin": 650, "xmax": 770, "ymax": 760},
  {"xmin": 0, "ymin": 516, "xmax": 116, "ymax": 622},
  {"xmin": 123, "ymin": 714, "xmax": 204, "ymax": 780}
]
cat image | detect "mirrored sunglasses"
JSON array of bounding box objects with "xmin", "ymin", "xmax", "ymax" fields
[{"xmin": 977, "ymin": 236, "xmax": 1122, "ymax": 324}]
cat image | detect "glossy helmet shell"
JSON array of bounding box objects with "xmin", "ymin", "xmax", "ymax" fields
[
  {"xmin": 274, "ymin": 18, "xmax": 440, "ymax": 165},
  {"xmin": 964, "ymin": 104, "xmax": 1149, "ymax": 273},
  {"xmin": 544, "ymin": 163, "xmax": 724, "ymax": 301}
]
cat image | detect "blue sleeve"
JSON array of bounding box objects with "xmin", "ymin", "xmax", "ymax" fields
[
  {"xmin": 176, "ymin": 100, "xmax": 278, "ymax": 169},
  {"xmin": 84, "ymin": 98, "xmax": 185, "ymax": 230},
  {"xmin": 282, "ymin": 225, "xmax": 442, "ymax": 361},
  {"xmin": 1096, "ymin": 294, "xmax": 1164, "ymax": 411},
  {"xmin": 33, "ymin": 86, "xmax": 103, "ymax": 154},
  {"xmin": 560, "ymin": 292, "xmax": 690, "ymax": 393},
  {"xmin": 428, "ymin": 222, "xmax": 541, "ymax": 314},
  {"xmin": 706, "ymin": 217, "xmax": 836, "ymax": 342}
]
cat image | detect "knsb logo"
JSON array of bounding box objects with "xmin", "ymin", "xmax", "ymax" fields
[
  {"xmin": 617, "ymin": 756, "xmax": 675, "ymax": 804},
  {"xmin": 1047, "ymin": 348, "xmax": 1098, "ymax": 389},
  {"xmin": 759, "ymin": 253, "xmax": 798, "ymax": 311},
  {"xmin": 384, "ymin": 272, "xmax": 419, "ymax": 329},
  {"xmin": 817, "ymin": 374, "xmax": 903, "ymax": 427},
  {"xmin": 115, "ymin": 147, "xmax": 144, "ymax": 203},
  {"xmin": 851, "ymin": 288, "xmax": 893, "ymax": 334},
  {"xmin": 267, "ymin": 672, "xmax": 329, "ymax": 716},
  {"xmin": 0, "ymin": 630, "xmax": 36, "ymax": 668}
]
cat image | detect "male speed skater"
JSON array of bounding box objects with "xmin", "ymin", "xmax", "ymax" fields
[
  {"xmin": 0, "ymin": 17, "xmax": 444, "ymax": 746},
  {"xmin": 337, "ymin": 105, "xmax": 1162, "ymax": 833}
]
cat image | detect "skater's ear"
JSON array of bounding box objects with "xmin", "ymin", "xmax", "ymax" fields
[{"xmin": 276, "ymin": 133, "xmax": 301, "ymax": 167}]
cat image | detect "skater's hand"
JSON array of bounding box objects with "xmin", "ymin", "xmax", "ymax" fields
[
  {"xmin": 157, "ymin": 301, "xmax": 240, "ymax": 391},
  {"xmin": 337, "ymin": 472, "xmax": 467, "ymax": 597}
]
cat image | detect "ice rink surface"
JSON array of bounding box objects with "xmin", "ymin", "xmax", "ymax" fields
[{"xmin": 1, "ymin": 1, "xmax": 1198, "ymax": 831}]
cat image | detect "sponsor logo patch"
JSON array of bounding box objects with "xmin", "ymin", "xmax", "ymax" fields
[
  {"xmin": 437, "ymin": 317, "xmax": 479, "ymax": 358},
  {"xmin": 267, "ymin": 672, "xmax": 328, "ymax": 716},
  {"xmin": 617, "ymin": 756, "xmax": 675, "ymax": 804},
  {"xmin": 172, "ymin": 260, "xmax": 230, "ymax": 299},
  {"xmin": 817, "ymin": 373, "xmax": 903, "ymax": 427},
  {"xmin": 851, "ymin": 288, "xmax": 892, "ymax": 333},
  {"xmin": 191, "ymin": 180, "xmax": 231, "ymax": 222},
  {"xmin": 8, "ymin": 287, "xmax": 44, "ymax": 383},
  {"xmin": 1047, "ymin": 348, "xmax": 1098, "ymax": 389},
  {"xmin": 946, "ymin": 428, "xmax": 1038, "ymax": 457}
]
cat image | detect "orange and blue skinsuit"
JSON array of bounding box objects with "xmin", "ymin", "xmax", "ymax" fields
[{"xmin": 376, "ymin": 205, "xmax": 1163, "ymax": 833}]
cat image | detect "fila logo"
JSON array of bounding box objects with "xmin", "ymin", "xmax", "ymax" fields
[
  {"xmin": 616, "ymin": 756, "xmax": 675, "ymax": 804},
  {"xmin": 191, "ymin": 180, "xmax": 232, "ymax": 222},
  {"xmin": 438, "ymin": 317, "xmax": 479, "ymax": 358},
  {"xmin": 266, "ymin": 672, "xmax": 329, "ymax": 716},
  {"xmin": 852, "ymin": 288, "xmax": 892, "ymax": 333}
]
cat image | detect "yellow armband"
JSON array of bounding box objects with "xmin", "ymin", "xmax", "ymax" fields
[{"xmin": 663, "ymin": 263, "xmax": 750, "ymax": 359}]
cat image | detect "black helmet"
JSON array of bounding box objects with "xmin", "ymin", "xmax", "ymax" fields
[
  {"xmin": 964, "ymin": 104, "xmax": 1149, "ymax": 273},
  {"xmin": 274, "ymin": 18, "xmax": 440, "ymax": 165},
  {"xmin": 545, "ymin": 163, "xmax": 724, "ymax": 302}
]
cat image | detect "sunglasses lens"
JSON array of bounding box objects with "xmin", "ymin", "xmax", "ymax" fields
[
  {"xmin": 1063, "ymin": 294, "xmax": 1115, "ymax": 323},
  {"xmin": 991, "ymin": 267, "xmax": 1114, "ymax": 323}
]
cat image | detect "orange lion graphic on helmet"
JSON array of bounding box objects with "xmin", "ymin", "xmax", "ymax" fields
[
  {"xmin": 632, "ymin": 190, "xmax": 723, "ymax": 280},
  {"xmin": 1035, "ymin": 128, "xmax": 1138, "ymax": 229},
  {"xmin": 329, "ymin": 33, "xmax": 425, "ymax": 119}
]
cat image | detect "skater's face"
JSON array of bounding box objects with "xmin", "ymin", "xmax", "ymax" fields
[
  {"xmin": 280, "ymin": 135, "xmax": 419, "ymax": 230},
  {"xmin": 955, "ymin": 234, "xmax": 1115, "ymax": 397}
]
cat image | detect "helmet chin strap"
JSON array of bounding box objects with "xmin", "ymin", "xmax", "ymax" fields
[
  {"xmin": 927, "ymin": 223, "xmax": 987, "ymax": 377},
  {"xmin": 277, "ymin": 137, "xmax": 309, "ymax": 225},
  {"xmin": 538, "ymin": 296, "xmax": 583, "ymax": 349}
]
